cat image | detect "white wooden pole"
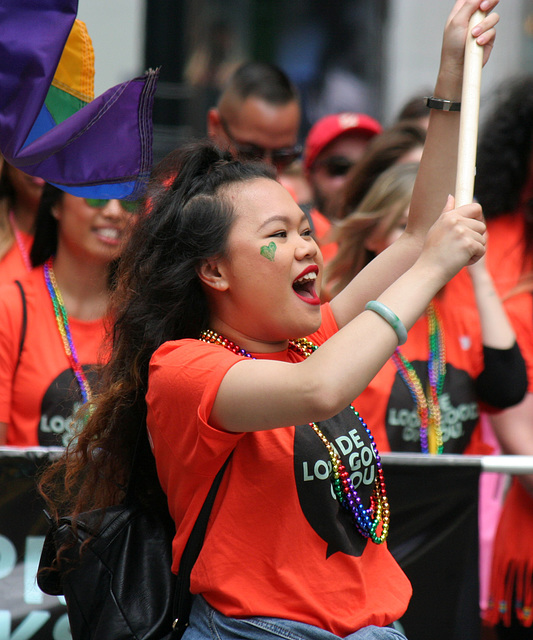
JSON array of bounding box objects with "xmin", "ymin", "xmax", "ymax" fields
[{"xmin": 455, "ymin": 10, "xmax": 485, "ymax": 207}]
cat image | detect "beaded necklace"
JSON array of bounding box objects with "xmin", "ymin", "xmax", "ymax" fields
[
  {"xmin": 9, "ymin": 211, "xmax": 32, "ymax": 272},
  {"xmin": 391, "ymin": 302, "xmax": 446, "ymax": 454},
  {"xmin": 44, "ymin": 258, "xmax": 92, "ymax": 404},
  {"xmin": 199, "ymin": 329, "xmax": 389, "ymax": 543}
]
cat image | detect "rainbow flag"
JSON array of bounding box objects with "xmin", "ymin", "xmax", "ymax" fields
[{"xmin": 0, "ymin": 0, "xmax": 158, "ymax": 200}]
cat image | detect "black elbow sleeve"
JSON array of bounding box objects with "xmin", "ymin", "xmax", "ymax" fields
[{"xmin": 474, "ymin": 342, "xmax": 528, "ymax": 409}]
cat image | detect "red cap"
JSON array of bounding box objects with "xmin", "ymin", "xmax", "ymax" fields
[{"xmin": 304, "ymin": 112, "xmax": 382, "ymax": 172}]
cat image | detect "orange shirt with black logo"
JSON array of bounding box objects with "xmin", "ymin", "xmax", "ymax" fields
[
  {"xmin": 146, "ymin": 304, "xmax": 411, "ymax": 636},
  {"xmin": 0, "ymin": 267, "xmax": 108, "ymax": 446},
  {"xmin": 352, "ymin": 297, "xmax": 492, "ymax": 455}
]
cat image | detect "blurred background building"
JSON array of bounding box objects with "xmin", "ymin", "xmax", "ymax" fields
[{"xmin": 78, "ymin": 0, "xmax": 530, "ymax": 163}]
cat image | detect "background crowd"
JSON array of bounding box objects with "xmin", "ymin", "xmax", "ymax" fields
[{"xmin": 1, "ymin": 2, "xmax": 532, "ymax": 638}]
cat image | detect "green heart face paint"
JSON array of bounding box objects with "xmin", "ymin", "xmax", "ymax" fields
[{"xmin": 260, "ymin": 241, "xmax": 277, "ymax": 262}]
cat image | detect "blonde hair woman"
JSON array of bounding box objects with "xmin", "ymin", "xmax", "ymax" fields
[{"xmin": 324, "ymin": 163, "xmax": 416, "ymax": 300}]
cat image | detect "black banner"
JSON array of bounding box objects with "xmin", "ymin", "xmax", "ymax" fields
[
  {"xmin": 384, "ymin": 457, "xmax": 482, "ymax": 640},
  {"xmin": 0, "ymin": 448, "xmax": 68, "ymax": 640},
  {"xmin": 0, "ymin": 449, "xmax": 481, "ymax": 640}
]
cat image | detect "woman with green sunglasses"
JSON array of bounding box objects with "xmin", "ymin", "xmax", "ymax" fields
[
  {"xmin": 0, "ymin": 185, "xmax": 138, "ymax": 446},
  {"xmin": 84, "ymin": 197, "xmax": 140, "ymax": 214}
]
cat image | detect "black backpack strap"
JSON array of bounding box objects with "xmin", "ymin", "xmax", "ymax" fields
[
  {"xmin": 14, "ymin": 279, "xmax": 27, "ymax": 371},
  {"xmin": 172, "ymin": 454, "xmax": 232, "ymax": 637}
]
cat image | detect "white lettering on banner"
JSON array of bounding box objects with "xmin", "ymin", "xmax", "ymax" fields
[
  {"xmin": 0, "ymin": 534, "xmax": 69, "ymax": 639},
  {"xmin": 0, "ymin": 611, "xmax": 71, "ymax": 640},
  {"xmin": 52, "ymin": 614, "xmax": 71, "ymax": 639},
  {"xmin": 24, "ymin": 538, "xmax": 44, "ymax": 605},
  {"xmin": 0, "ymin": 536, "xmax": 16, "ymax": 579},
  {"xmin": 0, "ymin": 611, "xmax": 50, "ymax": 640}
]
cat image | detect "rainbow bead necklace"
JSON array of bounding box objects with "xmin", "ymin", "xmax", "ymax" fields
[
  {"xmin": 199, "ymin": 329, "xmax": 389, "ymax": 543},
  {"xmin": 44, "ymin": 258, "xmax": 92, "ymax": 404},
  {"xmin": 391, "ymin": 302, "xmax": 446, "ymax": 454},
  {"xmin": 9, "ymin": 211, "xmax": 32, "ymax": 272}
]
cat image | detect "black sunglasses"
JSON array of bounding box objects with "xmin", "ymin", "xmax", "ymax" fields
[
  {"xmin": 219, "ymin": 116, "xmax": 301, "ymax": 170},
  {"xmin": 315, "ymin": 156, "xmax": 355, "ymax": 178}
]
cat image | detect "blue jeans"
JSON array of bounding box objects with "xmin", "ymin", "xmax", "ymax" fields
[{"xmin": 183, "ymin": 596, "xmax": 408, "ymax": 640}]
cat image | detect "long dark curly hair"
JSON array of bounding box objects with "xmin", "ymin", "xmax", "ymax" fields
[
  {"xmin": 0, "ymin": 161, "xmax": 17, "ymax": 206},
  {"xmin": 475, "ymin": 76, "xmax": 533, "ymax": 220},
  {"xmin": 475, "ymin": 76, "xmax": 533, "ymax": 272},
  {"xmin": 39, "ymin": 140, "xmax": 275, "ymax": 519}
]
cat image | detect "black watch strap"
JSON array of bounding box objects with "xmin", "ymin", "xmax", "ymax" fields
[{"xmin": 424, "ymin": 96, "xmax": 461, "ymax": 112}]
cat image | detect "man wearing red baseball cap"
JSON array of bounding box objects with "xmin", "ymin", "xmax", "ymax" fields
[
  {"xmin": 305, "ymin": 112, "xmax": 382, "ymax": 219},
  {"xmin": 303, "ymin": 112, "xmax": 382, "ymax": 263}
]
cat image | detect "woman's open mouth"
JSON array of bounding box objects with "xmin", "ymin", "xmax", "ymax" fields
[{"xmin": 292, "ymin": 267, "xmax": 320, "ymax": 305}]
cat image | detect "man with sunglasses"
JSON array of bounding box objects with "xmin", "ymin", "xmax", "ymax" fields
[
  {"xmin": 303, "ymin": 113, "xmax": 382, "ymax": 262},
  {"xmin": 207, "ymin": 62, "xmax": 301, "ymax": 174}
]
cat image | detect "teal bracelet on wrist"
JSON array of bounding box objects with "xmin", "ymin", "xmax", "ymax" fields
[{"xmin": 364, "ymin": 301, "xmax": 408, "ymax": 346}]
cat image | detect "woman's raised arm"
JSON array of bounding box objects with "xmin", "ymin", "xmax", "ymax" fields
[
  {"xmin": 330, "ymin": 0, "xmax": 499, "ymax": 329},
  {"xmin": 212, "ymin": 197, "xmax": 486, "ymax": 433}
]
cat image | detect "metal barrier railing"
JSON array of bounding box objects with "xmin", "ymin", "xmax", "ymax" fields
[
  {"xmin": 1, "ymin": 446, "xmax": 532, "ymax": 473},
  {"xmin": 381, "ymin": 452, "xmax": 533, "ymax": 473}
]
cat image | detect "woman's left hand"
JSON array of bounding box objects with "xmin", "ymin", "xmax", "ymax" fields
[{"xmin": 440, "ymin": 0, "xmax": 499, "ymax": 86}]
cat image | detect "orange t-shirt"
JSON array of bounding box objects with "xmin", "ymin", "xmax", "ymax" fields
[
  {"xmin": 485, "ymin": 212, "xmax": 531, "ymax": 296},
  {"xmin": 501, "ymin": 291, "xmax": 533, "ymax": 388},
  {"xmin": 353, "ymin": 298, "xmax": 492, "ymax": 455},
  {"xmin": 0, "ymin": 267, "xmax": 109, "ymax": 446},
  {"xmin": 446, "ymin": 212, "xmax": 531, "ymax": 308},
  {"xmin": 0, "ymin": 232, "xmax": 32, "ymax": 286},
  {"xmin": 146, "ymin": 304, "xmax": 411, "ymax": 635}
]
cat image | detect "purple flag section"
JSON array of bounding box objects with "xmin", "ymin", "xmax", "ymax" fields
[{"xmin": 0, "ymin": 0, "xmax": 158, "ymax": 199}]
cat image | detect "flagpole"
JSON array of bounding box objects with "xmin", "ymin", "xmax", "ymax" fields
[{"xmin": 455, "ymin": 10, "xmax": 485, "ymax": 207}]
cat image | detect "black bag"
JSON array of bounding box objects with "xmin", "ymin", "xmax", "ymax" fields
[{"xmin": 38, "ymin": 452, "xmax": 231, "ymax": 640}]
